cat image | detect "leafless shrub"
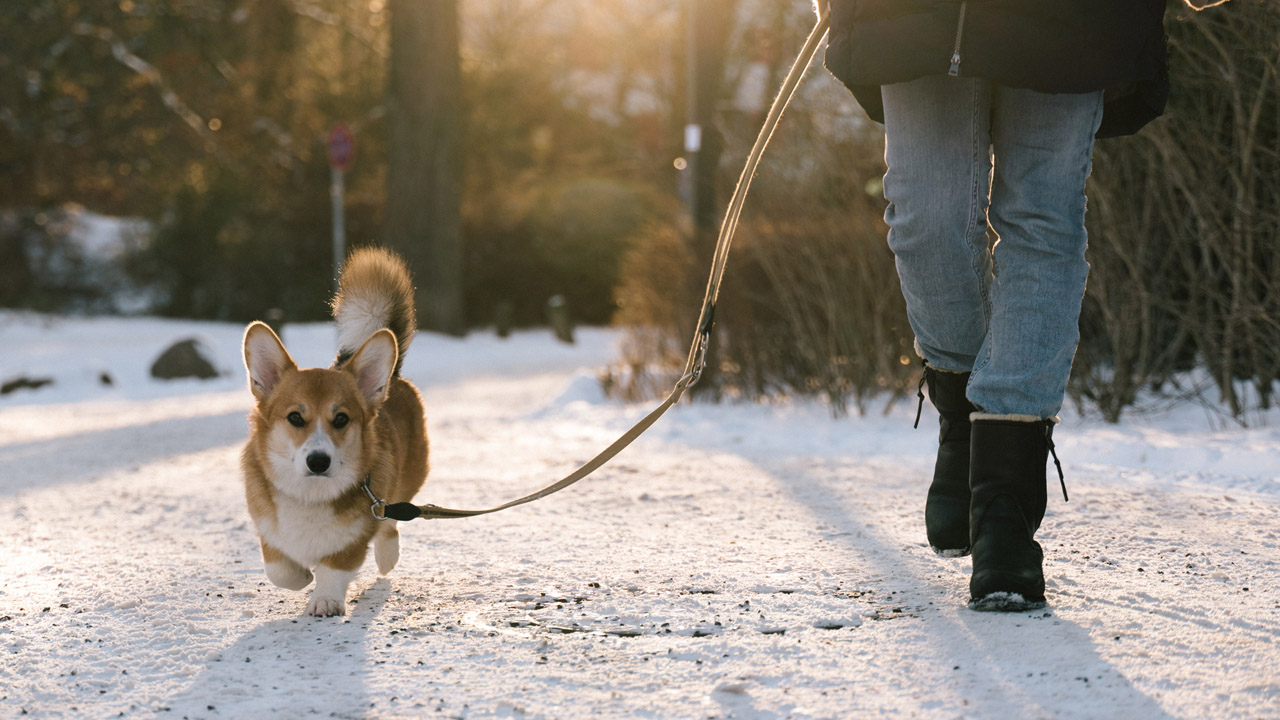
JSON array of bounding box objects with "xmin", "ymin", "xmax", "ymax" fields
[
  {"xmin": 608, "ymin": 222, "xmax": 702, "ymax": 402},
  {"xmin": 610, "ymin": 77, "xmax": 917, "ymax": 416},
  {"xmin": 1075, "ymin": 0, "xmax": 1280, "ymax": 423},
  {"xmin": 719, "ymin": 209, "xmax": 915, "ymax": 416}
]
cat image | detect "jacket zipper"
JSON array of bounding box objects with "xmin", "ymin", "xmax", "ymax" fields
[{"xmin": 948, "ymin": 2, "xmax": 968, "ymax": 76}]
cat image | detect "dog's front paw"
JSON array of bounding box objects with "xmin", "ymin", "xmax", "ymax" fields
[
  {"xmin": 306, "ymin": 565, "xmax": 355, "ymax": 617},
  {"xmin": 306, "ymin": 595, "xmax": 346, "ymax": 617},
  {"xmin": 374, "ymin": 531, "xmax": 400, "ymax": 575}
]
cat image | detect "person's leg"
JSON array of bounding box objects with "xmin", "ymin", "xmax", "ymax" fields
[
  {"xmin": 881, "ymin": 75, "xmax": 993, "ymax": 373},
  {"xmin": 967, "ymin": 86, "xmax": 1104, "ymax": 418},
  {"xmin": 881, "ymin": 75, "xmax": 992, "ymax": 556},
  {"xmin": 966, "ymin": 86, "xmax": 1103, "ymax": 611}
]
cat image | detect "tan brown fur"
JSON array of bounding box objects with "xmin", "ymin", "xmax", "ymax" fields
[
  {"xmin": 241, "ymin": 248, "xmax": 427, "ymax": 617},
  {"xmin": 331, "ymin": 247, "xmax": 418, "ymax": 376}
]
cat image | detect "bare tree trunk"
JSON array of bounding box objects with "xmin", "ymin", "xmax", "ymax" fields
[
  {"xmin": 684, "ymin": 0, "xmax": 737, "ymax": 398},
  {"xmin": 687, "ymin": 0, "xmax": 737, "ymax": 232},
  {"xmin": 385, "ymin": 0, "xmax": 464, "ymax": 335}
]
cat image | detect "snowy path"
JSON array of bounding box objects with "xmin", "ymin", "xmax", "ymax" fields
[{"xmin": 1, "ymin": 315, "xmax": 1278, "ymax": 719}]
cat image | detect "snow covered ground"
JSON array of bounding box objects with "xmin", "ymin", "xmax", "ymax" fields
[{"xmin": 1, "ymin": 311, "xmax": 1277, "ymax": 719}]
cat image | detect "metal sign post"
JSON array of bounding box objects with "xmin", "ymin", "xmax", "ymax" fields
[
  {"xmin": 330, "ymin": 168, "xmax": 345, "ymax": 291},
  {"xmin": 327, "ymin": 122, "xmax": 355, "ymax": 294},
  {"xmin": 327, "ymin": 123, "xmax": 354, "ymax": 351}
]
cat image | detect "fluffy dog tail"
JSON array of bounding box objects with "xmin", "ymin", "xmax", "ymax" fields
[{"xmin": 331, "ymin": 247, "xmax": 417, "ymax": 376}]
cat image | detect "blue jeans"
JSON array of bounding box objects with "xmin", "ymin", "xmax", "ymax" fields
[{"xmin": 881, "ymin": 75, "xmax": 1104, "ymax": 418}]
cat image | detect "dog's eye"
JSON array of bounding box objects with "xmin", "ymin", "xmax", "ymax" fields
[
  {"xmin": 332, "ymin": 413, "xmax": 349, "ymax": 429},
  {"xmin": 287, "ymin": 411, "xmax": 305, "ymax": 427}
]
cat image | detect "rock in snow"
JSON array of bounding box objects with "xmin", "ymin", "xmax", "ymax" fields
[{"xmin": 150, "ymin": 337, "xmax": 220, "ymax": 380}]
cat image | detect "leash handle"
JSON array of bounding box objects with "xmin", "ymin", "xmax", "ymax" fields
[{"xmin": 386, "ymin": 11, "xmax": 832, "ymax": 522}]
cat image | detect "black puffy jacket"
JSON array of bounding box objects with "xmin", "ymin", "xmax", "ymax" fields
[{"xmin": 823, "ymin": 0, "xmax": 1169, "ymax": 138}]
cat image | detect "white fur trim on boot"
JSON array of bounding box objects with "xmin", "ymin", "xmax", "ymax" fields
[{"xmin": 970, "ymin": 413, "xmax": 1060, "ymax": 424}]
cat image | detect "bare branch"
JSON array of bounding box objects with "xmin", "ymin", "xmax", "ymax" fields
[
  {"xmin": 287, "ymin": 0, "xmax": 387, "ymax": 59},
  {"xmin": 70, "ymin": 22, "xmax": 212, "ymax": 141}
]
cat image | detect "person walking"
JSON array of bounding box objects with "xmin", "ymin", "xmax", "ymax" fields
[{"xmin": 822, "ymin": 1, "xmax": 1169, "ymax": 611}]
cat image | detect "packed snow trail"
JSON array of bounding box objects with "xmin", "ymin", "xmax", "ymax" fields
[{"xmin": 1, "ymin": 315, "xmax": 1277, "ymax": 719}]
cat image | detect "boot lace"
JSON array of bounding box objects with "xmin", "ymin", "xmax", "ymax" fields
[
  {"xmin": 913, "ymin": 370, "xmax": 927, "ymax": 429},
  {"xmin": 1044, "ymin": 421, "xmax": 1068, "ymax": 502}
]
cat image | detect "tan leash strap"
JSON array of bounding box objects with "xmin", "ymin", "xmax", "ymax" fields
[
  {"xmin": 378, "ymin": 10, "xmax": 831, "ymax": 522},
  {"xmin": 374, "ymin": 382, "xmax": 686, "ymax": 521}
]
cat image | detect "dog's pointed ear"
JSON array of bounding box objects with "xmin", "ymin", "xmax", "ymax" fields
[
  {"xmin": 243, "ymin": 322, "xmax": 297, "ymax": 401},
  {"xmin": 344, "ymin": 329, "xmax": 398, "ymax": 405}
]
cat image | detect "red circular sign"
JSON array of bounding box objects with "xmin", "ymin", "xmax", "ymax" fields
[{"xmin": 327, "ymin": 122, "xmax": 355, "ymax": 172}]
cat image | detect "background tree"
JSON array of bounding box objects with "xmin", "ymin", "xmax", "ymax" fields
[
  {"xmin": 2, "ymin": 0, "xmax": 1273, "ymax": 423},
  {"xmin": 685, "ymin": 0, "xmax": 738, "ymax": 232},
  {"xmin": 384, "ymin": 0, "xmax": 464, "ymax": 335}
]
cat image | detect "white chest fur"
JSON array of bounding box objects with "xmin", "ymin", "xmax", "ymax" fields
[{"xmin": 257, "ymin": 496, "xmax": 367, "ymax": 569}]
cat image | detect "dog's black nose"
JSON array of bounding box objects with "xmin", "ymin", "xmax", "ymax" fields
[{"xmin": 306, "ymin": 452, "xmax": 331, "ymax": 475}]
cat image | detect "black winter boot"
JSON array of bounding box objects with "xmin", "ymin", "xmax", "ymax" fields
[
  {"xmin": 916, "ymin": 365, "xmax": 977, "ymax": 557},
  {"xmin": 967, "ymin": 416, "xmax": 1060, "ymax": 612}
]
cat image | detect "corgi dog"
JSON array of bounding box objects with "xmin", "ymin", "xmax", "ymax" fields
[{"xmin": 241, "ymin": 248, "xmax": 428, "ymax": 617}]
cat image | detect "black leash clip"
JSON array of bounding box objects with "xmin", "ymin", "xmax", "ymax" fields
[
  {"xmin": 361, "ymin": 478, "xmax": 389, "ymax": 521},
  {"xmin": 679, "ymin": 301, "xmax": 717, "ymax": 391}
]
